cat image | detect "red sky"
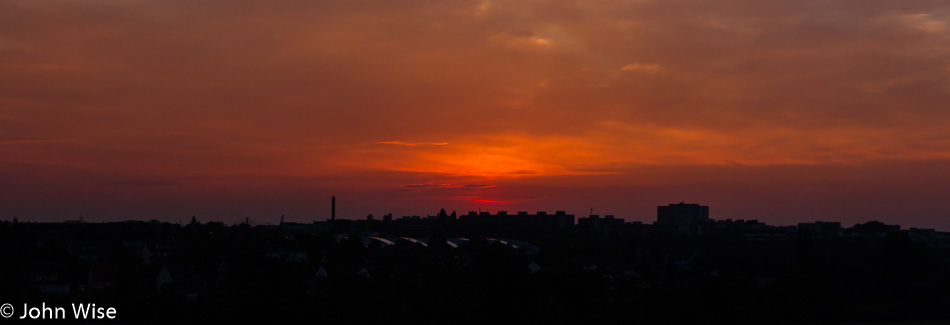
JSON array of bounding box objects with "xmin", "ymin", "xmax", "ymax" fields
[{"xmin": 3, "ymin": 0, "xmax": 950, "ymax": 229}]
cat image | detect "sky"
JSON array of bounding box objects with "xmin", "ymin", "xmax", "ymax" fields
[{"xmin": 2, "ymin": 0, "xmax": 950, "ymax": 229}]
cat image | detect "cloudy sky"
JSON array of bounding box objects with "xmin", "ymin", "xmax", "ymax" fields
[{"xmin": 2, "ymin": 0, "xmax": 950, "ymax": 229}]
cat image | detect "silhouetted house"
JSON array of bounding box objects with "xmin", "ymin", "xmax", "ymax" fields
[
  {"xmin": 314, "ymin": 266, "xmax": 329, "ymax": 278},
  {"xmin": 154, "ymin": 264, "xmax": 204, "ymax": 300},
  {"xmin": 655, "ymin": 202, "xmax": 709, "ymax": 235},
  {"xmin": 121, "ymin": 240, "xmax": 150, "ymax": 263},
  {"xmin": 357, "ymin": 267, "xmax": 371, "ymax": 277},
  {"xmin": 308, "ymin": 266, "xmax": 329, "ymax": 297},
  {"xmin": 155, "ymin": 264, "xmax": 173, "ymax": 292}
]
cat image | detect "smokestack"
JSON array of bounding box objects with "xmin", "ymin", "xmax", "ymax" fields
[{"xmin": 331, "ymin": 196, "xmax": 336, "ymax": 221}]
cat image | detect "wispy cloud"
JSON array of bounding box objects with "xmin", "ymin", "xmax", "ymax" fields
[
  {"xmin": 377, "ymin": 141, "xmax": 450, "ymax": 146},
  {"xmin": 401, "ymin": 183, "xmax": 495, "ymax": 189},
  {"xmin": 620, "ymin": 63, "xmax": 664, "ymax": 73}
]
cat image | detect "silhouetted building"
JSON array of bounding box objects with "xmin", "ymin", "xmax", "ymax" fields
[
  {"xmin": 578, "ymin": 214, "xmax": 625, "ymax": 231},
  {"xmin": 459, "ymin": 210, "xmax": 574, "ymax": 229},
  {"xmin": 846, "ymin": 221, "xmax": 900, "ymax": 238},
  {"xmin": 655, "ymin": 202, "xmax": 709, "ymax": 235},
  {"xmin": 798, "ymin": 221, "xmax": 843, "ymax": 238},
  {"xmin": 657, "ymin": 202, "xmax": 709, "ymax": 223},
  {"xmin": 7, "ymin": 209, "xmax": 950, "ymax": 324},
  {"xmin": 428, "ymin": 208, "xmax": 456, "ymax": 221}
]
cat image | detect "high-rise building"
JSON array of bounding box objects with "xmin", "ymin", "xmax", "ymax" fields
[
  {"xmin": 657, "ymin": 202, "xmax": 709, "ymax": 224},
  {"xmin": 656, "ymin": 202, "xmax": 709, "ymax": 235}
]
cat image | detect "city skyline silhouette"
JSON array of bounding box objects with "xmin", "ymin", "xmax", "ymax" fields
[
  {"xmin": 3, "ymin": 0, "xmax": 950, "ymax": 323},
  {"xmin": 2, "ymin": 200, "xmax": 949, "ymax": 324}
]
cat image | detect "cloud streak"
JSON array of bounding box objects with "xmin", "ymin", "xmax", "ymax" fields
[
  {"xmin": 401, "ymin": 183, "xmax": 495, "ymax": 189},
  {"xmin": 378, "ymin": 141, "xmax": 450, "ymax": 146}
]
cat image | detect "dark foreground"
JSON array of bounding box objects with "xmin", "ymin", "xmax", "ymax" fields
[{"xmin": 1, "ymin": 218, "xmax": 949, "ymax": 324}]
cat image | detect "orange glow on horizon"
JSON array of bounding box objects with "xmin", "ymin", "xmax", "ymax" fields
[{"xmin": 349, "ymin": 124, "xmax": 950, "ymax": 182}]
